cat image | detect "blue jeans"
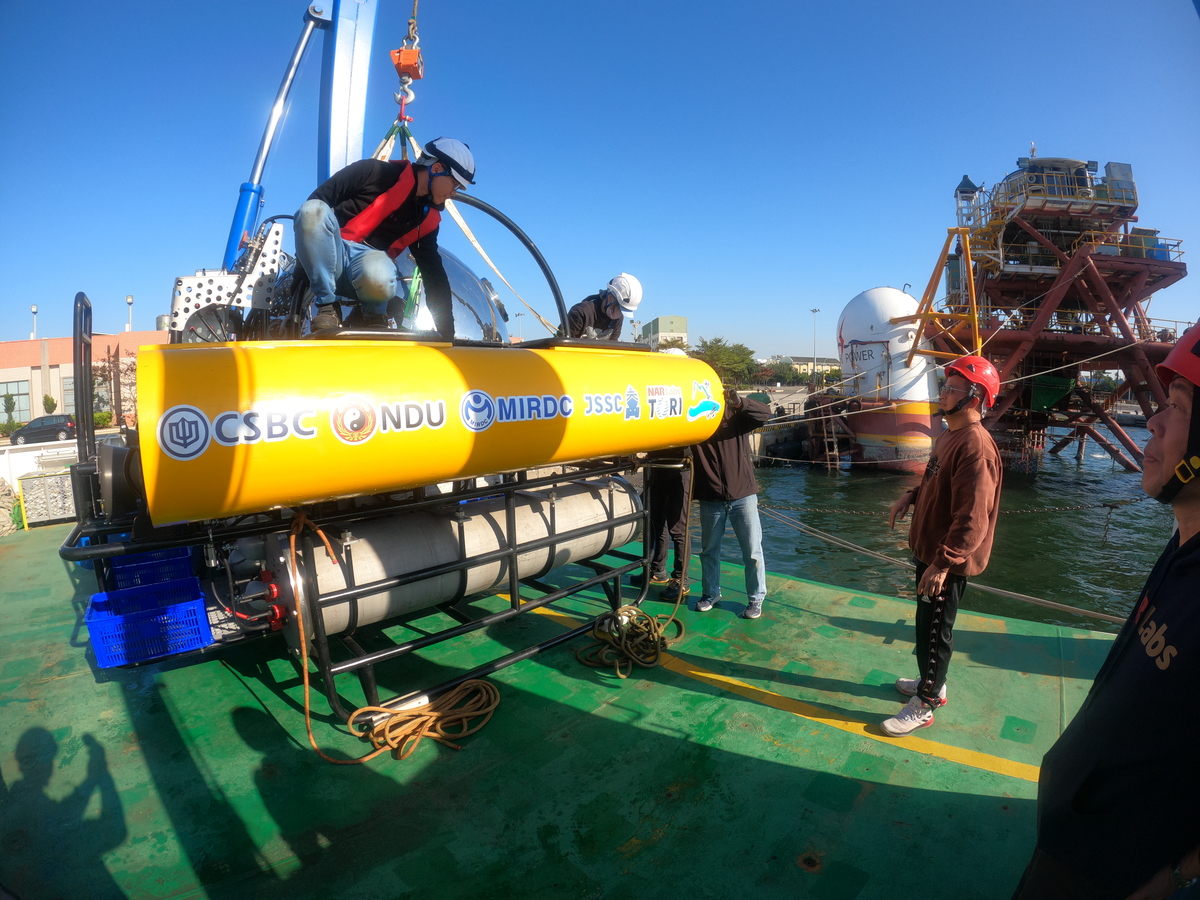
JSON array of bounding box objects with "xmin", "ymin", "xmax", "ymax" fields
[
  {"xmin": 698, "ymin": 495, "xmax": 766, "ymax": 604},
  {"xmin": 294, "ymin": 199, "xmax": 397, "ymax": 316}
]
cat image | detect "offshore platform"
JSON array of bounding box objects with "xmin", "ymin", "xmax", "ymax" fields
[{"xmin": 817, "ymin": 153, "xmax": 1188, "ymax": 474}]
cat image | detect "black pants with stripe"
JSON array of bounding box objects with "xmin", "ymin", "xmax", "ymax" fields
[{"xmin": 914, "ymin": 561, "xmax": 967, "ymax": 704}]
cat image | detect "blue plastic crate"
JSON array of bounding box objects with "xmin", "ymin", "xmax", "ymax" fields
[
  {"xmin": 86, "ymin": 577, "xmax": 213, "ymax": 668},
  {"xmin": 109, "ymin": 547, "xmax": 194, "ymax": 589}
]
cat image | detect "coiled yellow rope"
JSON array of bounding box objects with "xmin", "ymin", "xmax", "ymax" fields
[{"xmin": 575, "ymin": 604, "xmax": 685, "ymax": 678}]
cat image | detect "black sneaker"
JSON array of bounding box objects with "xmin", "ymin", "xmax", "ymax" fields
[
  {"xmin": 312, "ymin": 304, "xmax": 342, "ymax": 331},
  {"xmin": 659, "ymin": 578, "xmax": 689, "ymax": 602},
  {"xmin": 630, "ymin": 571, "xmax": 669, "ymax": 588}
]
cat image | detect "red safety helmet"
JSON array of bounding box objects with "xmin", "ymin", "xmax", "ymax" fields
[
  {"xmin": 944, "ymin": 355, "xmax": 1000, "ymax": 408},
  {"xmin": 1152, "ymin": 326, "xmax": 1200, "ymax": 504},
  {"xmin": 1156, "ymin": 325, "xmax": 1200, "ymax": 389}
]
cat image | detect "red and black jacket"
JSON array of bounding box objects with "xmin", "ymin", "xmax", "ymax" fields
[{"xmin": 309, "ymin": 158, "xmax": 452, "ymax": 337}]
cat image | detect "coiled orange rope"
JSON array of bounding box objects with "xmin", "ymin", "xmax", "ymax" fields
[{"xmin": 286, "ymin": 511, "xmax": 499, "ymax": 764}]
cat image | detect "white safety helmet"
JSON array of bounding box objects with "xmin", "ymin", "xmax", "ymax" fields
[
  {"xmin": 422, "ymin": 137, "xmax": 476, "ymax": 189},
  {"xmin": 605, "ymin": 273, "xmax": 642, "ymax": 316}
]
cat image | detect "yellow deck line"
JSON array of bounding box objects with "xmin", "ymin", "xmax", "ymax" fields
[{"xmin": 531, "ymin": 607, "xmax": 1040, "ymax": 783}]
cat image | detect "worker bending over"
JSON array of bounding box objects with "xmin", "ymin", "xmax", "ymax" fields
[
  {"xmin": 294, "ymin": 137, "xmax": 476, "ymax": 338},
  {"xmin": 565, "ymin": 273, "xmax": 642, "ymax": 340}
]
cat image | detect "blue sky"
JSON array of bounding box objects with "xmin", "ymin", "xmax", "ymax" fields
[{"xmin": 2, "ymin": 1, "xmax": 1198, "ymax": 358}]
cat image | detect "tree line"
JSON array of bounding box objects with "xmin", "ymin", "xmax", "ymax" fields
[{"xmin": 665, "ymin": 337, "xmax": 840, "ymax": 388}]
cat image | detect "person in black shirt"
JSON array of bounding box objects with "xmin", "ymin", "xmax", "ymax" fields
[
  {"xmin": 565, "ymin": 273, "xmax": 642, "ymax": 340},
  {"xmin": 1012, "ymin": 327, "xmax": 1200, "ymax": 900},
  {"xmin": 634, "ymin": 446, "xmax": 693, "ymax": 602},
  {"xmin": 294, "ymin": 137, "xmax": 475, "ymax": 337}
]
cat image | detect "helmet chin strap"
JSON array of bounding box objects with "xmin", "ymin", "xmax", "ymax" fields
[
  {"xmin": 937, "ymin": 386, "xmax": 978, "ymax": 417},
  {"xmin": 1154, "ymin": 395, "xmax": 1200, "ymax": 504},
  {"xmin": 427, "ymin": 171, "xmax": 453, "ymax": 211}
]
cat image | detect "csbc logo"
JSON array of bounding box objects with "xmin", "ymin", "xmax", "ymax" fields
[{"xmin": 158, "ymin": 405, "xmax": 212, "ymax": 461}]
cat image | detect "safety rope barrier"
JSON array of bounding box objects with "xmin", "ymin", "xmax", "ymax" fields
[
  {"xmin": 286, "ymin": 511, "xmax": 500, "ymax": 764},
  {"xmin": 757, "ymin": 507, "xmax": 1126, "ymax": 625}
]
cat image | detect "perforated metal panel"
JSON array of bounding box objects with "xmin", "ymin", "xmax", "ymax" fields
[
  {"xmin": 19, "ymin": 470, "xmax": 75, "ymax": 524},
  {"xmin": 169, "ymin": 223, "xmax": 287, "ymax": 332}
]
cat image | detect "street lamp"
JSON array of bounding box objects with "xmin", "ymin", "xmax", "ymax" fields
[
  {"xmin": 514, "ymin": 311, "xmax": 525, "ymax": 340},
  {"xmin": 811, "ymin": 308, "xmax": 820, "ymax": 392},
  {"xmin": 30, "ymin": 305, "xmax": 37, "ymax": 340},
  {"xmin": 126, "ymin": 294, "xmax": 134, "ymax": 332}
]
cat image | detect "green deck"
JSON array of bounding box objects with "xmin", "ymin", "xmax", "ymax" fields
[{"xmin": 0, "ymin": 523, "xmax": 1113, "ymax": 899}]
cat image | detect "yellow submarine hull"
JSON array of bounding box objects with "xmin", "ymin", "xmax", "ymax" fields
[{"xmin": 137, "ymin": 340, "xmax": 725, "ymax": 524}]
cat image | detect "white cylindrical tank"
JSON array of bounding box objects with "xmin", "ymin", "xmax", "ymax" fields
[
  {"xmin": 268, "ymin": 476, "xmax": 641, "ymax": 648},
  {"xmin": 837, "ymin": 287, "xmax": 937, "ymax": 402}
]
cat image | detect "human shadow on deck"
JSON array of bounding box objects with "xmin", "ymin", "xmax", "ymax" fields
[
  {"xmin": 217, "ymin": 660, "xmax": 1039, "ymax": 900},
  {"xmin": 111, "ymin": 665, "xmax": 277, "ymax": 895},
  {"xmin": 0, "ymin": 729, "xmax": 126, "ymax": 899}
]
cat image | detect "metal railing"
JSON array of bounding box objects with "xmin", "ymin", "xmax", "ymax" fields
[
  {"xmin": 1074, "ymin": 231, "xmax": 1184, "ymax": 263},
  {"xmin": 957, "ymin": 176, "xmax": 1139, "ymax": 233}
]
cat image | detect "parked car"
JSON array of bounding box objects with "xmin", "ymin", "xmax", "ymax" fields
[{"xmin": 9, "ymin": 414, "xmax": 76, "ymax": 445}]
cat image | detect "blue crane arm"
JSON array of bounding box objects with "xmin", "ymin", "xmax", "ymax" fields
[{"xmin": 222, "ymin": 0, "xmax": 379, "ymax": 271}]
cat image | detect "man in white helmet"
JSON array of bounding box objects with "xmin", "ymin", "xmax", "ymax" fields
[
  {"xmin": 293, "ymin": 137, "xmax": 475, "ymax": 339},
  {"xmin": 565, "ymin": 273, "xmax": 642, "ymax": 340}
]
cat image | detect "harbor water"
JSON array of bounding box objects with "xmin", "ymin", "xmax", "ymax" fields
[{"xmin": 720, "ymin": 426, "xmax": 1176, "ymax": 632}]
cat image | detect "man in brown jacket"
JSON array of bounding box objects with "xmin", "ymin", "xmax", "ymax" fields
[{"xmin": 883, "ymin": 355, "xmax": 1003, "ymax": 736}]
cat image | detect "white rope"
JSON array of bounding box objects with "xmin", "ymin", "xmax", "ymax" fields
[{"xmin": 405, "ymin": 134, "xmax": 557, "ymax": 336}]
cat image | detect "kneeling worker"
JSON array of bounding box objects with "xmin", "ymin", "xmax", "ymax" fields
[
  {"xmin": 294, "ymin": 137, "xmax": 476, "ymax": 338},
  {"xmin": 565, "ymin": 273, "xmax": 642, "ymax": 340}
]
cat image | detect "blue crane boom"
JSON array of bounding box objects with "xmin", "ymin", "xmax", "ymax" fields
[{"xmin": 222, "ymin": 0, "xmax": 379, "ymax": 271}]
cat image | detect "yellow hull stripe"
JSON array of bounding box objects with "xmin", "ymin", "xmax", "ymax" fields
[
  {"xmin": 532, "ymin": 607, "xmax": 1040, "ymax": 783},
  {"xmin": 854, "ymin": 432, "xmax": 933, "ymax": 447},
  {"xmin": 891, "ymin": 401, "xmax": 939, "ymax": 414}
]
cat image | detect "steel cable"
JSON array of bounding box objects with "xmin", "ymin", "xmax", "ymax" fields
[{"xmin": 758, "ymin": 507, "xmax": 1126, "ymax": 625}]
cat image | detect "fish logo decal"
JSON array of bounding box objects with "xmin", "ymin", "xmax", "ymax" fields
[{"xmin": 687, "ymin": 380, "xmax": 720, "ymax": 421}]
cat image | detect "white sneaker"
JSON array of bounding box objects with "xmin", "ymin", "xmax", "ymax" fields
[
  {"xmin": 895, "ymin": 678, "xmax": 947, "ymax": 706},
  {"xmin": 881, "ymin": 696, "xmax": 935, "ymax": 737}
]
